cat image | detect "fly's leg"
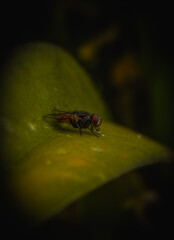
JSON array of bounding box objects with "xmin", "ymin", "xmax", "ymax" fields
[
  {"xmin": 89, "ymin": 125, "xmax": 99, "ymax": 137},
  {"xmin": 89, "ymin": 126, "xmax": 103, "ymax": 137},
  {"xmin": 93, "ymin": 129, "xmax": 104, "ymax": 136},
  {"xmin": 74, "ymin": 120, "xmax": 82, "ymax": 135},
  {"xmin": 69, "ymin": 119, "xmax": 82, "ymax": 135},
  {"xmin": 91, "ymin": 129, "xmax": 100, "ymax": 137}
]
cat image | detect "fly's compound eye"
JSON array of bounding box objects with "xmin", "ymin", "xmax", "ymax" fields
[{"xmin": 92, "ymin": 114, "xmax": 101, "ymax": 127}]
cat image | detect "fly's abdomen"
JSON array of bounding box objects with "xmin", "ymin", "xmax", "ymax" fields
[{"xmin": 57, "ymin": 118, "xmax": 71, "ymax": 125}]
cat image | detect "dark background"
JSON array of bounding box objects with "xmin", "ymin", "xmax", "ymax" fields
[
  {"xmin": 1, "ymin": 0, "xmax": 174, "ymax": 147},
  {"xmin": 1, "ymin": 0, "xmax": 174, "ymax": 239}
]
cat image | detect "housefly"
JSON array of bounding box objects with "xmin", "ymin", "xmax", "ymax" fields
[{"xmin": 44, "ymin": 109, "xmax": 103, "ymax": 136}]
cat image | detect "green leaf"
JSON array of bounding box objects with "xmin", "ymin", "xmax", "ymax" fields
[
  {"xmin": 0, "ymin": 43, "xmax": 172, "ymax": 224},
  {"xmin": 0, "ymin": 43, "xmax": 110, "ymax": 165}
]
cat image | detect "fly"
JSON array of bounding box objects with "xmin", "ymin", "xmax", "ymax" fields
[{"xmin": 44, "ymin": 109, "xmax": 103, "ymax": 136}]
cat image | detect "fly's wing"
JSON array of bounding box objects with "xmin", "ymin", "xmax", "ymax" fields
[
  {"xmin": 52, "ymin": 109, "xmax": 72, "ymax": 114},
  {"xmin": 44, "ymin": 109, "xmax": 73, "ymax": 120},
  {"xmin": 43, "ymin": 112, "xmax": 81, "ymax": 123}
]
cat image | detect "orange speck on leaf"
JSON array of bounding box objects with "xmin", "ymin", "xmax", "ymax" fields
[{"xmin": 70, "ymin": 158, "xmax": 88, "ymax": 167}]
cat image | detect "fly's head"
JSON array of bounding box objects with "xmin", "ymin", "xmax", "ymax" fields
[{"xmin": 91, "ymin": 114, "xmax": 102, "ymax": 131}]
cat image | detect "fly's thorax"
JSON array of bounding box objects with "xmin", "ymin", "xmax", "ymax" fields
[{"xmin": 78, "ymin": 114, "xmax": 91, "ymax": 129}]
